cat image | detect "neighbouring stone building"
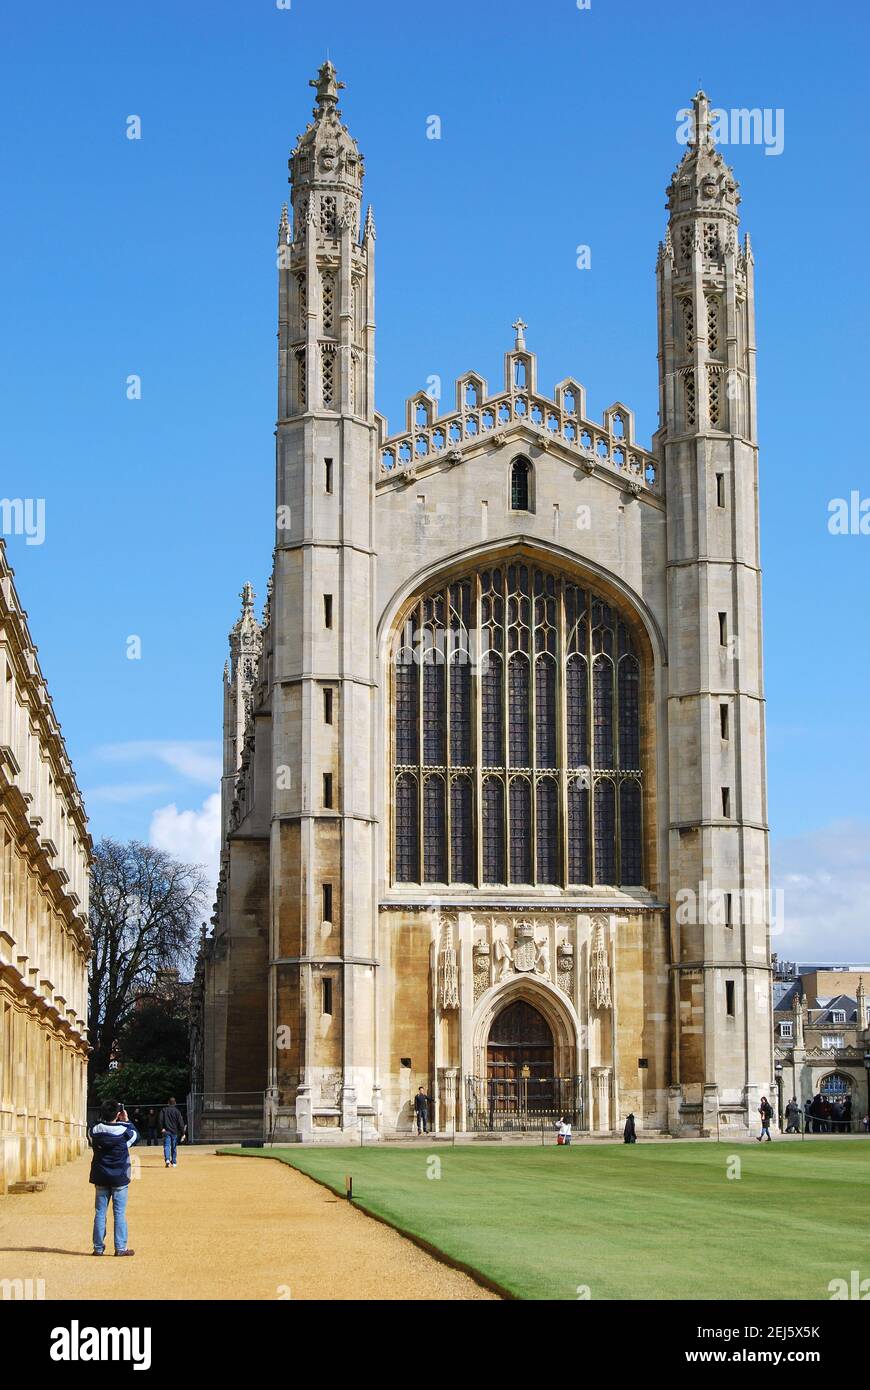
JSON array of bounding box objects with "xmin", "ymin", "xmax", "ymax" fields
[
  {"xmin": 0, "ymin": 542, "xmax": 91, "ymax": 1191},
  {"xmin": 773, "ymin": 960, "xmax": 870, "ymax": 1124},
  {"xmin": 195, "ymin": 66, "xmax": 774, "ymax": 1141}
]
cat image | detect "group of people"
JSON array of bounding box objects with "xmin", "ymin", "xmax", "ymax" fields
[
  {"xmin": 776, "ymin": 1093, "xmax": 861, "ymax": 1135},
  {"xmin": 87, "ymin": 1096, "xmax": 188, "ymax": 1256}
]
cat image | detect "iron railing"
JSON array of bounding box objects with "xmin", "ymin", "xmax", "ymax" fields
[{"xmin": 464, "ymin": 1075, "xmax": 584, "ymax": 1133}]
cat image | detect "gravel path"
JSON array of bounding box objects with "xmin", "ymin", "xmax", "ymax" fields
[{"xmin": 0, "ymin": 1146, "xmax": 497, "ymax": 1301}]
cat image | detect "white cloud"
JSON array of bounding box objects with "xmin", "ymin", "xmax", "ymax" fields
[
  {"xmin": 149, "ymin": 792, "xmax": 222, "ymax": 894},
  {"xmin": 772, "ymin": 819, "xmax": 870, "ymax": 961},
  {"xmin": 95, "ymin": 740, "xmax": 222, "ymax": 785}
]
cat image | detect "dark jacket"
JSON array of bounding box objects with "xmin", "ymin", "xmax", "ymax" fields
[
  {"xmin": 414, "ymin": 1092, "xmax": 431, "ymax": 1115},
  {"xmin": 88, "ymin": 1122, "xmax": 138, "ymax": 1188},
  {"xmin": 159, "ymin": 1105, "xmax": 186, "ymax": 1136}
]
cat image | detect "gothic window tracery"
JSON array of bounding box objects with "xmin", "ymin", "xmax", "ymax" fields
[{"xmin": 391, "ymin": 559, "xmax": 645, "ymax": 887}]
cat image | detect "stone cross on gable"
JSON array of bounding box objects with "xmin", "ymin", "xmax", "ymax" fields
[{"xmin": 512, "ymin": 317, "xmax": 527, "ymax": 350}]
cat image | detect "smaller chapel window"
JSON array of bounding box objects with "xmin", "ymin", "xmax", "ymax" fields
[{"xmin": 510, "ymin": 457, "xmax": 531, "ymax": 512}]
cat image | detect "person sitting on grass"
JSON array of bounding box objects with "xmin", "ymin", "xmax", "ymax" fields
[{"xmin": 88, "ymin": 1100, "xmax": 138, "ymax": 1257}]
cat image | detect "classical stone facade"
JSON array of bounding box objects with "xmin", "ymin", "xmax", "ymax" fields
[
  {"xmin": 197, "ymin": 68, "xmax": 774, "ymax": 1141},
  {"xmin": 0, "ymin": 542, "xmax": 91, "ymax": 1191},
  {"xmin": 773, "ymin": 963, "xmax": 870, "ymax": 1125}
]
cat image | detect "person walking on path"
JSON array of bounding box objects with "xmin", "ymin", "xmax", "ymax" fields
[
  {"xmin": 88, "ymin": 1100, "xmax": 138, "ymax": 1257},
  {"xmin": 784, "ymin": 1097, "xmax": 801, "ymax": 1133},
  {"xmin": 160, "ymin": 1096, "xmax": 187, "ymax": 1167},
  {"xmin": 556, "ymin": 1116, "xmax": 572, "ymax": 1146},
  {"xmin": 623, "ymin": 1113, "xmax": 637, "ymax": 1143},
  {"xmin": 414, "ymin": 1086, "xmax": 432, "ymax": 1135},
  {"xmin": 757, "ymin": 1095, "xmax": 774, "ymax": 1142}
]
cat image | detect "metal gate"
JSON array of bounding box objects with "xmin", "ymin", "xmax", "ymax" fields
[{"xmin": 465, "ymin": 1075, "xmax": 584, "ymax": 1133}]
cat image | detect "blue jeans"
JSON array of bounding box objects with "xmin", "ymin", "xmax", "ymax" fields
[
  {"xmin": 93, "ymin": 1184, "xmax": 129, "ymax": 1253},
  {"xmin": 163, "ymin": 1132, "xmax": 178, "ymax": 1163}
]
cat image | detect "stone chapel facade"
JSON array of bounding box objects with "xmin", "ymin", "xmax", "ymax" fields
[{"xmin": 196, "ymin": 64, "xmax": 774, "ymax": 1141}]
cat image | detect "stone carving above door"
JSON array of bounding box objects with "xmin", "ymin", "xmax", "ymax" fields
[{"xmin": 471, "ymin": 916, "xmax": 575, "ymax": 998}]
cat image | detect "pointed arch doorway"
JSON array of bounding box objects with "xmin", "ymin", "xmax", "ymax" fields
[{"xmin": 487, "ymin": 998, "xmax": 555, "ymax": 1114}]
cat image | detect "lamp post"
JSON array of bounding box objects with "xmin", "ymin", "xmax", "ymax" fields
[
  {"xmin": 863, "ymin": 1052, "xmax": 870, "ymax": 1134},
  {"xmin": 774, "ymin": 1060, "xmax": 783, "ymax": 1130}
]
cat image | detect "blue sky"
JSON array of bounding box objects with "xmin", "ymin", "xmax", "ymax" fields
[{"xmin": 2, "ymin": 0, "xmax": 868, "ymax": 956}]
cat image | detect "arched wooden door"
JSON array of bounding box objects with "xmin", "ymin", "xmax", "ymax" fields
[{"xmin": 487, "ymin": 999, "xmax": 555, "ymax": 1113}]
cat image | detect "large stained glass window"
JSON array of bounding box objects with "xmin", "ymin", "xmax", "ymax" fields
[{"xmin": 392, "ymin": 558, "xmax": 645, "ymax": 886}]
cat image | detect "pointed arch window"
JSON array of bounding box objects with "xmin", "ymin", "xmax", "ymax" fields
[
  {"xmin": 391, "ymin": 560, "xmax": 646, "ymax": 888},
  {"xmin": 450, "ymin": 775, "xmax": 474, "ymax": 883},
  {"xmin": 510, "ymin": 457, "xmax": 531, "ymax": 512},
  {"xmin": 509, "ymin": 777, "xmax": 532, "ymax": 883},
  {"xmin": 395, "ymin": 773, "xmax": 419, "ymax": 882},
  {"xmin": 423, "ymin": 775, "xmax": 446, "ymax": 882}
]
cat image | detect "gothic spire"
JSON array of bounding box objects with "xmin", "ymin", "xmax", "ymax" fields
[{"xmin": 666, "ymin": 89, "xmax": 740, "ymax": 219}]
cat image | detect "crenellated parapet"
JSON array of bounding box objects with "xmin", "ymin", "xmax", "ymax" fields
[{"xmin": 377, "ymin": 334, "xmax": 660, "ymax": 494}]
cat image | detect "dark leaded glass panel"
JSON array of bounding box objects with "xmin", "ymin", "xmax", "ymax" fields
[
  {"xmin": 535, "ymin": 656, "xmax": 556, "ymax": 767},
  {"xmin": 593, "ymin": 656, "xmax": 614, "ymax": 768},
  {"xmin": 482, "ymin": 777, "xmax": 505, "ymax": 883},
  {"xmin": 423, "ymin": 775, "xmax": 446, "ymax": 882},
  {"xmin": 594, "ymin": 778, "xmax": 616, "ymax": 884},
  {"xmin": 509, "ymin": 776, "xmax": 532, "ymax": 883},
  {"xmin": 511, "ymin": 458, "xmax": 530, "ymax": 511},
  {"xmin": 536, "ymin": 777, "xmax": 559, "ymax": 885},
  {"xmin": 395, "ymin": 773, "xmax": 419, "ymax": 882},
  {"xmin": 566, "ymin": 655, "xmax": 588, "ymax": 767},
  {"xmin": 481, "ymin": 653, "xmax": 503, "ymax": 767},
  {"xmin": 394, "ymin": 655, "xmax": 418, "ymax": 765},
  {"xmin": 620, "ymin": 779, "xmax": 642, "ymax": 884},
  {"xmin": 449, "ymin": 657, "xmax": 472, "ymax": 765},
  {"xmin": 508, "ymin": 655, "xmax": 530, "ymax": 766},
  {"xmin": 618, "ymin": 655, "xmax": 640, "ymax": 769},
  {"xmin": 423, "ymin": 657, "xmax": 445, "ymax": 765},
  {"xmin": 450, "ymin": 776, "xmax": 475, "ymax": 883},
  {"xmin": 567, "ymin": 779, "xmax": 590, "ymax": 884}
]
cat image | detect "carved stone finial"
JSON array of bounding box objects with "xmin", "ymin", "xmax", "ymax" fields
[
  {"xmin": 363, "ymin": 204, "xmax": 376, "ymax": 241},
  {"xmin": 512, "ymin": 317, "xmax": 528, "ymax": 350},
  {"xmin": 277, "ymin": 202, "xmax": 290, "ymax": 247},
  {"xmin": 309, "ymin": 60, "xmax": 345, "ymax": 117}
]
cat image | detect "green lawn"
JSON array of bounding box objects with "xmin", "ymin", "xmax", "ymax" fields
[{"xmin": 225, "ymin": 1140, "xmax": 870, "ymax": 1300}]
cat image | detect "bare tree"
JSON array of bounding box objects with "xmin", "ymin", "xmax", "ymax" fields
[{"xmin": 88, "ymin": 838, "xmax": 209, "ymax": 1087}]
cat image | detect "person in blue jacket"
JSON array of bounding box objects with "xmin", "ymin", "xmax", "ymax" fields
[{"xmin": 88, "ymin": 1100, "xmax": 138, "ymax": 1256}]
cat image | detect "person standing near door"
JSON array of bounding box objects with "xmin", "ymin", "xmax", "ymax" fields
[{"xmin": 414, "ymin": 1086, "xmax": 432, "ymax": 1135}]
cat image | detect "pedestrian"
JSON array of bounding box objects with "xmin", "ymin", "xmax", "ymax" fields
[
  {"xmin": 756, "ymin": 1095, "xmax": 773, "ymax": 1142},
  {"xmin": 413, "ymin": 1085, "xmax": 432, "ymax": 1135},
  {"xmin": 159, "ymin": 1096, "xmax": 187, "ymax": 1167},
  {"xmin": 804, "ymin": 1097, "xmax": 813, "ymax": 1134},
  {"xmin": 820, "ymin": 1097, "xmax": 832, "ymax": 1133},
  {"xmin": 146, "ymin": 1108, "xmax": 159, "ymax": 1146},
  {"xmin": 557, "ymin": 1115, "xmax": 572, "ymax": 1146},
  {"xmin": 784, "ymin": 1097, "xmax": 800, "ymax": 1133},
  {"xmin": 832, "ymin": 1100, "xmax": 845, "ymax": 1134},
  {"xmin": 623, "ymin": 1112, "xmax": 637, "ymax": 1143},
  {"xmin": 844, "ymin": 1097, "xmax": 853, "ymax": 1132},
  {"xmin": 88, "ymin": 1100, "xmax": 137, "ymax": 1257}
]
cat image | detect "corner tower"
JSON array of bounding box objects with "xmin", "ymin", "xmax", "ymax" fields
[
  {"xmin": 657, "ymin": 92, "xmax": 772, "ymax": 1133},
  {"xmin": 270, "ymin": 62, "xmax": 379, "ymax": 1140}
]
